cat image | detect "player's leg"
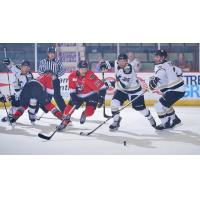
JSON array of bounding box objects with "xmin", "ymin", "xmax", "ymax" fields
[
  {"xmin": 8, "ymin": 106, "xmax": 28, "ymax": 123},
  {"xmin": 109, "ymin": 90, "xmax": 127, "ymax": 131},
  {"xmin": 28, "ymin": 98, "xmax": 38, "ymax": 124},
  {"xmin": 1, "ymin": 94, "xmax": 20, "ymax": 122},
  {"xmin": 8, "ymin": 84, "xmax": 31, "ymax": 123},
  {"xmin": 130, "ymin": 94, "xmax": 156, "ymax": 128},
  {"xmin": 80, "ymin": 93, "xmax": 98, "ymax": 124},
  {"xmin": 57, "ymin": 99, "xmax": 83, "ymax": 131},
  {"xmin": 154, "ymin": 100, "xmax": 171, "ymax": 130},
  {"xmin": 24, "ymin": 83, "xmax": 46, "ymax": 124},
  {"xmin": 43, "ymin": 102, "xmax": 63, "ymax": 120},
  {"xmin": 162, "ymin": 91, "xmax": 185, "ymax": 128},
  {"xmin": 53, "ymin": 78, "xmax": 66, "ymax": 112}
]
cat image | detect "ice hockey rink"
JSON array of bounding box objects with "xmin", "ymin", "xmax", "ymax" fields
[{"xmin": 0, "ymin": 106, "xmax": 200, "ymax": 155}]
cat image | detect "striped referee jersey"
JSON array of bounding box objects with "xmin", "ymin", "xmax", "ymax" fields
[{"xmin": 37, "ymin": 58, "xmax": 65, "ymax": 77}]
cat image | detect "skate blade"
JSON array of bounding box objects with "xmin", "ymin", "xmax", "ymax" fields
[
  {"xmin": 109, "ymin": 128, "xmax": 119, "ymax": 132},
  {"xmin": 170, "ymin": 122, "xmax": 183, "ymax": 129}
]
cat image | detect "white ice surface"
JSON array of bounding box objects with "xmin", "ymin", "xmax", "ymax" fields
[{"xmin": 0, "ymin": 107, "xmax": 200, "ymax": 155}]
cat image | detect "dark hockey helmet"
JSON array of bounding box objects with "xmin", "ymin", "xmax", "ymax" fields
[
  {"xmin": 78, "ymin": 60, "xmax": 89, "ymax": 69},
  {"xmin": 118, "ymin": 53, "xmax": 128, "ymax": 60},
  {"xmin": 47, "ymin": 47, "xmax": 56, "ymax": 53},
  {"xmin": 155, "ymin": 50, "xmax": 168, "ymax": 58},
  {"xmin": 21, "ymin": 60, "xmax": 30, "ymax": 67}
]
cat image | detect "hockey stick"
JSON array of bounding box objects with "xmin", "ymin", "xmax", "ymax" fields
[
  {"xmin": 3, "ymin": 47, "xmax": 12, "ymax": 96},
  {"xmin": 80, "ymin": 91, "xmax": 146, "ymax": 136},
  {"xmin": 102, "ymin": 71, "xmax": 111, "ymax": 118},
  {"xmin": 2, "ymin": 101, "xmax": 12, "ymax": 126},
  {"xmin": 38, "ymin": 105, "xmax": 76, "ymax": 140},
  {"xmin": 37, "ymin": 116, "xmax": 57, "ymax": 120},
  {"xmin": 36, "ymin": 112, "xmax": 46, "ymax": 120}
]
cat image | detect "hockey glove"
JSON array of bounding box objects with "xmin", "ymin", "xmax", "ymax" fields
[
  {"xmin": 2, "ymin": 58, "xmax": 11, "ymax": 66},
  {"xmin": 104, "ymin": 80, "xmax": 115, "ymax": 88},
  {"xmin": 70, "ymin": 93, "xmax": 81, "ymax": 109},
  {"xmin": 149, "ymin": 76, "xmax": 160, "ymax": 90},
  {"xmin": 8, "ymin": 95, "xmax": 20, "ymax": 107},
  {"xmin": 99, "ymin": 60, "xmax": 111, "ymax": 72},
  {"xmin": 97, "ymin": 88, "xmax": 107, "ymax": 108},
  {"xmin": 0, "ymin": 94, "xmax": 6, "ymax": 103}
]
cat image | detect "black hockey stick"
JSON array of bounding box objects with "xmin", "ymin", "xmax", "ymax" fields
[
  {"xmin": 38, "ymin": 105, "xmax": 76, "ymax": 140},
  {"xmin": 102, "ymin": 71, "xmax": 111, "ymax": 118},
  {"xmin": 80, "ymin": 91, "xmax": 146, "ymax": 136},
  {"xmin": 3, "ymin": 47, "xmax": 12, "ymax": 96}
]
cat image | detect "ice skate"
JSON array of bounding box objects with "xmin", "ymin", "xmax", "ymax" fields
[
  {"xmin": 155, "ymin": 118, "xmax": 171, "ymax": 131},
  {"xmin": 109, "ymin": 116, "xmax": 122, "ymax": 131},
  {"xmin": 80, "ymin": 111, "xmax": 86, "ymax": 124},
  {"xmin": 170, "ymin": 115, "xmax": 182, "ymax": 128}
]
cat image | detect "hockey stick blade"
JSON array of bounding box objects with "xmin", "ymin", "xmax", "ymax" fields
[
  {"xmin": 38, "ymin": 133, "xmax": 52, "ymax": 140},
  {"xmin": 80, "ymin": 131, "xmax": 93, "ymax": 136},
  {"xmin": 104, "ymin": 113, "xmax": 111, "ymax": 118}
]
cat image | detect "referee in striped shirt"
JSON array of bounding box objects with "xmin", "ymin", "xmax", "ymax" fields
[{"xmin": 37, "ymin": 47, "xmax": 66, "ymax": 112}]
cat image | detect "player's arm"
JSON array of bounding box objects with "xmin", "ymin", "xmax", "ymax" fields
[
  {"xmin": 85, "ymin": 71, "xmax": 105, "ymax": 91},
  {"xmin": 2, "ymin": 58, "xmax": 21, "ymax": 74},
  {"xmin": 43, "ymin": 75, "xmax": 54, "ymax": 96},
  {"xmin": 86, "ymin": 72, "xmax": 107, "ymax": 107},
  {"xmin": 56, "ymin": 60, "xmax": 65, "ymax": 77},
  {"xmin": 68, "ymin": 73, "xmax": 81, "ymax": 108},
  {"xmin": 38, "ymin": 59, "xmax": 46, "ymax": 75},
  {"xmin": 149, "ymin": 67, "xmax": 165, "ymax": 90},
  {"xmin": 174, "ymin": 66, "xmax": 183, "ymax": 77}
]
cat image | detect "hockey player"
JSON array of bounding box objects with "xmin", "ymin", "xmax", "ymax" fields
[
  {"xmin": 149, "ymin": 50, "xmax": 185, "ymax": 130},
  {"xmin": 7, "ymin": 70, "xmax": 63, "ymax": 124},
  {"xmin": 109, "ymin": 53, "xmax": 156, "ymax": 131},
  {"xmin": 58, "ymin": 60, "xmax": 108, "ymax": 131},
  {"xmin": 1, "ymin": 59, "xmax": 34, "ymax": 122}
]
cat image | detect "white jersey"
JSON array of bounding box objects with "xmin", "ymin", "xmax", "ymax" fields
[
  {"xmin": 154, "ymin": 61, "xmax": 185, "ymax": 93},
  {"xmin": 115, "ymin": 63, "xmax": 142, "ymax": 94},
  {"xmin": 7, "ymin": 63, "xmax": 33, "ymax": 98},
  {"xmin": 128, "ymin": 58, "xmax": 141, "ymax": 72}
]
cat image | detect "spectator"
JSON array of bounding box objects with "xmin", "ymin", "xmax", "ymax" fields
[
  {"xmin": 128, "ymin": 52, "xmax": 141, "ymax": 72},
  {"xmin": 178, "ymin": 53, "xmax": 192, "ymax": 72},
  {"xmin": 96, "ymin": 59, "xmax": 112, "ymax": 72}
]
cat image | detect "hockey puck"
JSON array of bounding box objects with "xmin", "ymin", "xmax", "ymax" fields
[{"xmin": 123, "ymin": 141, "xmax": 126, "ymax": 146}]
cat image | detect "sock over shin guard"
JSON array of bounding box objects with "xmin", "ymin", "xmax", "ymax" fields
[{"xmin": 44, "ymin": 102, "xmax": 63, "ymax": 120}]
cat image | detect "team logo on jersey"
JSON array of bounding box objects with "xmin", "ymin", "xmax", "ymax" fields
[
  {"xmin": 90, "ymin": 74, "xmax": 95, "ymax": 79},
  {"xmin": 123, "ymin": 65, "xmax": 132, "ymax": 74},
  {"xmin": 122, "ymin": 77, "xmax": 130, "ymax": 82},
  {"xmin": 72, "ymin": 78, "xmax": 77, "ymax": 81}
]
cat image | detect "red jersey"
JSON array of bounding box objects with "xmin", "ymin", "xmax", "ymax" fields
[
  {"xmin": 36, "ymin": 74, "xmax": 54, "ymax": 95},
  {"xmin": 68, "ymin": 70, "xmax": 105, "ymax": 98}
]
